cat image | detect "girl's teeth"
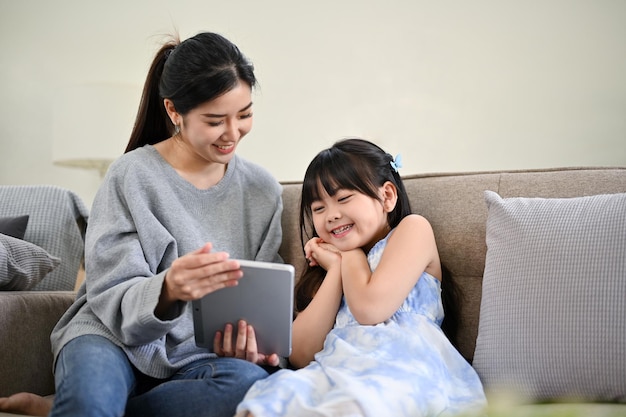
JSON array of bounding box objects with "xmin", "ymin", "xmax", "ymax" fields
[{"xmin": 333, "ymin": 225, "xmax": 351, "ymax": 234}]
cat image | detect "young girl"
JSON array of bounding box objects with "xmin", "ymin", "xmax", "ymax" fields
[
  {"xmin": 0, "ymin": 32, "xmax": 283, "ymax": 417},
  {"xmin": 236, "ymin": 138, "xmax": 487, "ymax": 417}
]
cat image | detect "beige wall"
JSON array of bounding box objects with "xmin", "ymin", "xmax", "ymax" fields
[{"xmin": 1, "ymin": 0, "xmax": 625, "ymax": 207}]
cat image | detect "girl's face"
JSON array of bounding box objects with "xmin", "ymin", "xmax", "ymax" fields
[
  {"xmin": 310, "ymin": 183, "xmax": 395, "ymax": 253},
  {"xmin": 167, "ymin": 82, "xmax": 253, "ymax": 165}
]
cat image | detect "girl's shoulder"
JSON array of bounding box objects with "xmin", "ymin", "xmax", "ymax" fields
[
  {"xmin": 387, "ymin": 214, "xmax": 437, "ymax": 249},
  {"xmin": 397, "ymin": 213, "xmax": 434, "ymax": 232}
]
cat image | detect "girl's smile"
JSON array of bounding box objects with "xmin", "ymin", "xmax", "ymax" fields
[{"xmin": 330, "ymin": 224, "xmax": 353, "ymax": 237}]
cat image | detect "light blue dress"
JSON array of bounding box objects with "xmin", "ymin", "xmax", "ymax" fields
[{"xmin": 238, "ymin": 233, "xmax": 487, "ymax": 417}]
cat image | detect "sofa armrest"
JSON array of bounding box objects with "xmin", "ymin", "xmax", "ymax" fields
[{"xmin": 0, "ymin": 291, "xmax": 75, "ymax": 397}]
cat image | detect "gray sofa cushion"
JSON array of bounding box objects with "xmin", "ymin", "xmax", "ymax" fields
[
  {"xmin": 473, "ymin": 191, "xmax": 626, "ymax": 402},
  {"xmin": 0, "ymin": 291, "xmax": 76, "ymax": 397}
]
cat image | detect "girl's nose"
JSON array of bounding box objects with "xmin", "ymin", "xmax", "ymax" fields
[{"xmin": 327, "ymin": 209, "xmax": 340, "ymax": 222}]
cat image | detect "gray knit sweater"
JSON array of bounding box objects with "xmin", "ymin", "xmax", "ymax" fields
[{"xmin": 51, "ymin": 145, "xmax": 283, "ymax": 378}]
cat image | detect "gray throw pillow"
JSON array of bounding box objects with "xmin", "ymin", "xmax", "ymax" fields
[
  {"xmin": 0, "ymin": 215, "xmax": 29, "ymax": 239},
  {"xmin": 0, "ymin": 233, "xmax": 61, "ymax": 290},
  {"xmin": 473, "ymin": 191, "xmax": 626, "ymax": 403}
]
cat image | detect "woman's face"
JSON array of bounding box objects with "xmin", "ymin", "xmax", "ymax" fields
[{"xmin": 175, "ymin": 82, "xmax": 253, "ymax": 165}]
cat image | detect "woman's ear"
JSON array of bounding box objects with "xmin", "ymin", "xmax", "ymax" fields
[
  {"xmin": 381, "ymin": 181, "xmax": 398, "ymax": 212},
  {"xmin": 163, "ymin": 99, "xmax": 180, "ymax": 126}
]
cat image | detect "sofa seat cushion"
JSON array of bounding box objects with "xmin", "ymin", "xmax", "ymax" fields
[{"xmin": 0, "ymin": 291, "xmax": 76, "ymax": 397}]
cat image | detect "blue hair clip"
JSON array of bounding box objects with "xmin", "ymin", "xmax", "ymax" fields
[{"xmin": 390, "ymin": 154, "xmax": 403, "ymax": 173}]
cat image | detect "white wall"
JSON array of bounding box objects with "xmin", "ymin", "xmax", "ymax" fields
[{"xmin": 1, "ymin": 0, "xmax": 625, "ymax": 208}]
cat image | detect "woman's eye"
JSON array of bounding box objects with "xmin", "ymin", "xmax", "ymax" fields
[
  {"xmin": 239, "ymin": 112, "xmax": 253, "ymax": 119},
  {"xmin": 208, "ymin": 120, "xmax": 224, "ymax": 127}
]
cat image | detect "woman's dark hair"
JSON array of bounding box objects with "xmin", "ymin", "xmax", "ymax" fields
[
  {"xmin": 125, "ymin": 32, "xmax": 256, "ymax": 153},
  {"xmin": 294, "ymin": 138, "xmax": 411, "ymax": 312}
]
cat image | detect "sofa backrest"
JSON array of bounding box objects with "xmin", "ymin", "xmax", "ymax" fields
[{"xmin": 278, "ymin": 167, "xmax": 626, "ymax": 362}]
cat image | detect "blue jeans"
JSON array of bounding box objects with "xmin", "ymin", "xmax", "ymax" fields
[{"xmin": 49, "ymin": 335, "xmax": 269, "ymax": 417}]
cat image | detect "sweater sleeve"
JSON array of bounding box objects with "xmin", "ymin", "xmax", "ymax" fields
[
  {"xmin": 84, "ymin": 163, "xmax": 184, "ymax": 347},
  {"xmin": 254, "ymin": 191, "xmax": 284, "ymax": 264}
]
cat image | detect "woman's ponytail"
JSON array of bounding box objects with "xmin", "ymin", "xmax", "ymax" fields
[{"xmin": 125, "ymin": 38, "xmax": 179, "ymax": 153}]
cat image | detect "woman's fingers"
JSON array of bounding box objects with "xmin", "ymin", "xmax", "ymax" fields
[
  {"xmin": 214, "ymin": 321, "xmax": 280, "ymax": 367},
  {"xmin": 235, "ymin": 320, "xmax": 249, "ymax": 359},
  {"xmin": 213, "ymin": 329, "xmax": 224, "ymax": 355},
  {"xmin": 263, "ymin": 352, "xmax": 280, "ymax": 367},
  {"xmin": 165, "ymin": 248, "xmax": 243, "ymax": 301},
  {"xmin": 244, "ymin": 323, "xmax": 259, "ymax": 363},
  {"xmin": 216, "ymin": 323, "xmax": 235, "ymax": 357}
]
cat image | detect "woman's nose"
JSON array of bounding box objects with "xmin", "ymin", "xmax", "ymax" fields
[{"xmin": 223, "ymin": 119, "xmax": 240, "ymax": 141}]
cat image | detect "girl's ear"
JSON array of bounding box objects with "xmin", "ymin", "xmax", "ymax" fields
[
  {"xmin": 163, "ymin": 99, "xmax": 180, "ymax": 126},
  {"xmin": 381, "ymin": 181, "xmax": 398, "ymax": 213}
]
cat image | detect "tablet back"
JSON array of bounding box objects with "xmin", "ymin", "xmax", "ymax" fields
[{"xmin": 192, "ymin": 260, "xmax": 295, "ymax": 357}]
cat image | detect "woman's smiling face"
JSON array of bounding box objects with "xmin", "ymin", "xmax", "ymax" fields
[{"xmin": 173, "ymin": 82, "xmax": 253, "ymax": 165}]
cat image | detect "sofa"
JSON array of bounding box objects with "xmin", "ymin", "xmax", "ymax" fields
[{"xmin": 1, "ymin": 167, "xmax": 625, "ymax": 417}]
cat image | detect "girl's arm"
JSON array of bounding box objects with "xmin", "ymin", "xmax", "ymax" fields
[
  {"xmin": 341, "ymin": 214, "xmax": 441, "ymax": 325},
  {"xmin": 289, "ymin": 239, "xmax": 343, "ymax": 368}
]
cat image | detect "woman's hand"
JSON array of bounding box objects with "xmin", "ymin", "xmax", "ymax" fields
[
  {"xmin": 213, "ymin": 320, "xmax": 280, "ymax": 367},
  {"xmin": 304, "ymin": 238, "xmax": 341, "ymax": 271},
  {"xmin": 157, "ymin": 243, "xmax": 243, "ymax": 316}
]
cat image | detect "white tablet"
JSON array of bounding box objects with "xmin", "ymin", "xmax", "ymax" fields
[{"xmin": 192, "ymin": 259, "xmax": 295, "ymax": 357}]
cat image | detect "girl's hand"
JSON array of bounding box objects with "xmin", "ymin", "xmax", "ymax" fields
[
  {"xmin": 214, "ymin": 320, "xmax": 280, "ymax": 367},
  {"xmin": 159, "ymin": 243, "xmax": 243, "ymax": 311},
  {"xmin": 304, "ymin": 238, "xmax": 341, "ymax": 271}
]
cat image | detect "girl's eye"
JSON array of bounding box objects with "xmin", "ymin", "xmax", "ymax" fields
[
  {"xmin": 311, "ymin": 205, "xmax": 324, "ymax": 213},
  {"xmin": 338, "ymin": 194, "xmax": 353, "ymax": 203}
]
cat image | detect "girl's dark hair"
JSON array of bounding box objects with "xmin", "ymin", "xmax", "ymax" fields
[
  {"xmin": 294, "ymin": 138, "xmax": 460, "ymax": 346},
  {"xmin": 125, "ymin": 32, "xmax": 256, "ymax": 153},
  {"xmin": 295, "ymin": 138, "xmax": 411, "ymax": 312},
  {"xmin": 440, "ymin": 263, "xmax": 461, "ymax": 348}
]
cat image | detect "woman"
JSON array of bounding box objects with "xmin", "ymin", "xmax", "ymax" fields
[{"xmin": 0, "ymin": 31, "xmax": 283, "ymax": 417}]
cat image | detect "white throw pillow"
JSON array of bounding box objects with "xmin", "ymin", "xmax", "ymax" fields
[{"xmin": 473, "ymin": 191, "xmax": 626, "ymax": 403}]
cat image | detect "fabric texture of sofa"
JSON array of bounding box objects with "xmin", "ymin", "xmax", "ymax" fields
[{"xmin": 1, "ymin": 167, "xmax": 625, "ymax": 417}]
